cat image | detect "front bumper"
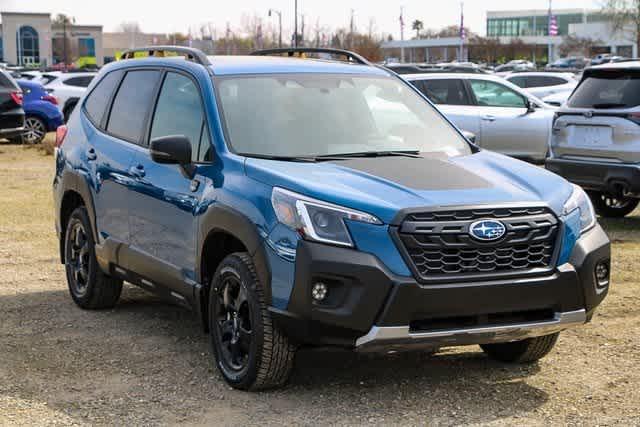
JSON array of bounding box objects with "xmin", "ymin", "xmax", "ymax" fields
[
  {"xmin": 271, "ymin": 225, "xmax": 610, "ymax": 351},
  {"xmin": 546, "ymin": 157, "xmax": 640, "ymax": 196}
]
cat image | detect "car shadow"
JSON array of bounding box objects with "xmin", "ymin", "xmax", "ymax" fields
[{"xmin": 0, "ymin": 285, "xmax": 549, "ymax": 425}]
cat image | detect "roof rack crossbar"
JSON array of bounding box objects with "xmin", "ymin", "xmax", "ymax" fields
[
  {"xmin": 251, "ymin": 48, "xmax": 371, "ymax": 66},
  {"xmin": 120, "ymin": 46, "xmax": 211, "ymax": 66}
]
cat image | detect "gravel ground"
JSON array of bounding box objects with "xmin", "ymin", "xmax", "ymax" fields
[{"xmin": 1, "ymin": 142, "xmax": 639, "ymax": 426}]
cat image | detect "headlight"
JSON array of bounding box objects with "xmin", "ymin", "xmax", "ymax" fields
[
  {"xmin": 271, "ymin": 187, "xmax": 382, "ymax": 247},
  {"xmin": 563, "ymin": 184, "xmax": 596, "ymax": 232}
]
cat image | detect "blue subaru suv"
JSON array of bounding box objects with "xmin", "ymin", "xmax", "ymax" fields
[{"xmin": 53, "ymin": 47, "xmax": 611, "ymax": 391}]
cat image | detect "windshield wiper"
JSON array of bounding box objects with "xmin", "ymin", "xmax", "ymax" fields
[{"xmin": 316, "ymin": 150, "xmax": 423, "ymax": 159}]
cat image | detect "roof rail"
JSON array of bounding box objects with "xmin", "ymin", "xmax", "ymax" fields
[
  {"xmin": 120, "ymin": 46, "xmax": 212, "ymax": 67},
  {"xmin": 251, "ymin": 48, "xmax": 371, "ymax": 66}
]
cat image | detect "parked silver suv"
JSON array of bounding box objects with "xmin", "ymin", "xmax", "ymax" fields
[{"xmin": 547, "ymin": 61, "xmax": 640, "ymax": 217}]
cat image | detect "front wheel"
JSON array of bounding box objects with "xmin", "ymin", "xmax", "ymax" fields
[
  {"xmin": 480, "ymin": 332, "xmax": 559, "ymax": 363},
  {"xmin": 209, "ymin": 253, "xmax": 296, "ymax": 391},
  {"xmin": 589, "ymin": 191, "xmax": 639, "ymax": 218}
]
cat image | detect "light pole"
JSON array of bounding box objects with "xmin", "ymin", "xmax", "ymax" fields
[
  {"xmin": 294, "ymin": 0, "xmax": 298, "ymax": 47},
  {"xmin": 268, "ymin": 9, "xmax": 282, "ymax": 48}
]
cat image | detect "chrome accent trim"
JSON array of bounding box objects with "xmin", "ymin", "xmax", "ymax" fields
[
  {"xmin": 0, "ymin": 126, "xmax": 25, "ymax": 134},
  {"xmin": 355, "ymin": 309, "xmax": 587, "ymax": 351}
]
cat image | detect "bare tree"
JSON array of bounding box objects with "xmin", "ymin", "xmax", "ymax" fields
[
  {"xmin": 603, "ymin": 0, "xmax": 640, "ymax": 49},
  {"xmin": 117, "ymin": 21, "xmax": 142, "ymax": 34},
  {"xmin": 559, "ymin": 35, "xmax": 602, "ymax": 57}
]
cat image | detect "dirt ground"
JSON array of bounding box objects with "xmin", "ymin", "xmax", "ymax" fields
[{"xmin": 1, "ymin": 142, "xmax": 639, "ymax": 426}]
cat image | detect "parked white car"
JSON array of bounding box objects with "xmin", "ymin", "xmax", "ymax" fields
[
  {"xmin": 40, "ymin": 71, "xmax": 97, "ymax": 121},
  {"xmin": 405, "ymin": 73, "xmax": 555, "ymax": 163},
  {"xmin": 505, "ymin": 72, "xmax": 578, "ymax": 99},
  {"xmin": 542, "ymin": 90, "xmax": 573, "ymax": 107}
]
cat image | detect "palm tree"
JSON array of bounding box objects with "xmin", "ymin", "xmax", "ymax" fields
[{"xmin": 412, "ymin": 20, "xmax": 424, "ymax": 38}]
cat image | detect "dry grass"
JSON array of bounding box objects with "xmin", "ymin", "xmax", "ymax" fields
[{"xmin": 0, "ymin": 142, "xmax": 639, "ymax": 426}]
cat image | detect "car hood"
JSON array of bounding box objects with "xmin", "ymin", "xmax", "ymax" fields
[{"xmin": 244, "ymin": 150, "xmax": 572, "ymax": 224}]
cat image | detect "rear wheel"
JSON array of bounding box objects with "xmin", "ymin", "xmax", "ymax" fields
[
  {"xmin": 209, "ymin": 253, "xmax": 296, "ymax": 391},
  {"xmin": 589, "ymin": 191, "xmax": 639, "ymax": 218},
  {"xmin": 480, "ymin": 332, "xmax": 559, "ymax": 363},
  {"xmin": 64, "ymin": 207, "xmax": 123, "ymax": 309},
  {"xmin": 23, "ymin": 116, "xmax": 47, "ymax": 144}
]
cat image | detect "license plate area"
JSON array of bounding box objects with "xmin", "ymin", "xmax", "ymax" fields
[{"xmin": 568, "ymin": 125, "xmax": 613, "ymax": 147}]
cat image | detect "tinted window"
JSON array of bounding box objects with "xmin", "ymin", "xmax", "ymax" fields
[
  {"xmin": 568, "ymin": 72, "xmax": 640, "ymax": 109},
  {"xmin": 64, "ymin": 76, "xmax": 94, "ymax": 87},
  {"xmin": 415, "ymin": 79, "xmax": 471, "ymax": 105},
  {"xmin": 40, "ymin": 74, "xmax": 58, "ymax": 85},
  {"xmin": 150, "ymin": 72, "xmax": 205, "ymax": 162},
  {"xmin": 527, "ymin": 76, "xmax": 567, "ymax": 88},
  {"xmin": 508, "ymin": 76, "xmax": 527, "ymax": 88},
  {"xmin": 470, "ymin": 80, "xmax": 526, "ymax": 108},
  {"xmin": 0, "ymin": 71, "xmax": 19, "ymax": 89},
  {"xmin": 107, "ymin": 70, "xmax": 161, "ymax": 143},
  {"xmin": 84, "ymin": 70, "xmax": 123, "ymax": 126}
]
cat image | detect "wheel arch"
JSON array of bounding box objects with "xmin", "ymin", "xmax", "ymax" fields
[
  {"xmin": 58, "ymin": 171, "xmax": 98, "ymax": 264},
  {"xmin": 196, "ymin": 205, "xmax": 272, "ymax": 331}
]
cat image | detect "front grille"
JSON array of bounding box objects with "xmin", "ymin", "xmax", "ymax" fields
[{"xmin": 396, "ymin": 206, "xmax": 559, "ymax": 282}]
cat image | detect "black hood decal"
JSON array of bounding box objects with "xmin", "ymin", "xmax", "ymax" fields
[{"xmin": 331, "ymin": 156, "xmax": 492, "ymax": 191}]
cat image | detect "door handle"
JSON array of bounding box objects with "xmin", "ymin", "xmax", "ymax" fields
[
  {"xmin": 129, "ymin": 164, "xmax": 145, "ymax": 178},
  {"xmin": 482, "ymin": 115, "xmax": 496, "ymax": 122},
  {"xmin": 86, "ymin": 148, "xmax": 97, "ymax": 161}
]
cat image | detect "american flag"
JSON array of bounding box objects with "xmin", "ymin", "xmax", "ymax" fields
[
  {"xmin": 548, "ymin": 13, "xmax": 558, "ymax": 36},
  {"xmin": 399, "ymin": 9, "xmax": 404, "ymax": 29}
]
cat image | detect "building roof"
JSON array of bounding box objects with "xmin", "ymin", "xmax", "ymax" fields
[
  {"xmin": 0, "ymin": 11, "xmax": 51, "ymax": 17},
  {"xmin": 487, "ymin": 9, "xmax": 595, "ymax": 18}
]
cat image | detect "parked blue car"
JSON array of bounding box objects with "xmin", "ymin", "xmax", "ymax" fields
[
  {"xmin": 53, "ymin": 47, "xmax": 611, "ymax": 391},
  {"xmin": 17, "ymin": 79, "xmax": 64, "ymax": 144}
]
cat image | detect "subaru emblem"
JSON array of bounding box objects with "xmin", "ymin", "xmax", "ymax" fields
[{"xmin": 469, "ymin": 219, "xmax": 506, "ymax": 241}]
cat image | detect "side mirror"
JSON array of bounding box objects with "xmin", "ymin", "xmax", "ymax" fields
[
  {"xmin": 524, "ymin": 98, "xmax": 537, "ymax": 114},
  {"xmin": 461, "ymin": 130, "xmax": 476, "ymax": 144},
  {"xmin": 150, "ymin": 135, "xmax": 192, "ymax": 165}
]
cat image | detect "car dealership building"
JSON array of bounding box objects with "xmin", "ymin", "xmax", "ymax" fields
[{"xmin": 383, "ymin": 8, "xmax": 637, "ymax": 63}]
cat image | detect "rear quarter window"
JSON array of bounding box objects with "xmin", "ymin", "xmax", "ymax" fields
[
  {"xmin": 64, "ymin": 76, "xmax": 95, "ymax": 87},
  {"xmin": 84, "ymin": 70, "xmax": 124, "ymax": 127},
  {"xmin": 0, "ymin": 71, "xmax": 19, "ymax": 90},
  {"xmin": 569, "ymin": 72, "xmax": 640, "ymax": 109}
]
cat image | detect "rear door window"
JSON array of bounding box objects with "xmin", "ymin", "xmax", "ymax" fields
[
  {"xmin": 0, "ymin": 71, "xmax": 19, "ymax": 90},
  {"xmin": 84, "ymin": 70, "xmax": 124, "ymax": 127},
  {"xmin": 107, "ymin": 70, "xmax": 161, "ymax": 143},
  {"xmin": 507, "ymin": 76, "xmax": 527, "ymax": 88},
  {"xmin": 414, "ymin": 79, "xmax": 471, "ymax": 105},
  {"xmin": 568, "ymin": 72, "xmax": 640, "ymax": 109}
]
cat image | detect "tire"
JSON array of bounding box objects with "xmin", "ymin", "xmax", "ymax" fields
[
  {"xmin": 23, "ymin": 116, "xmax": 47, "ymax": 144},
  {"xmin": 7, "ymin": 135, "xmax": 23, "ymax": 144},
  {"xmin": 64, "ymin": 206, "xmax": 123, "ymax": 309},
  {"xmin": 589, "ymin": 191, "xmax": 639, "ymax": 218},
  {"xmin": 209, "ymin": 253, "xmax": 296, "ymax": 391},
  {"xmin": 480, "ymin": 332, "xmax": 559, "ymax": 363}
]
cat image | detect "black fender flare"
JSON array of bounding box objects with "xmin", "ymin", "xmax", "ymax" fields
[
  {"xmin": 58, "ymin": 169, "xmax": 98, "ymax": 260},
  {"xmin": 196, "ymin": 205, "xmax": 272, "ymax": 304}
]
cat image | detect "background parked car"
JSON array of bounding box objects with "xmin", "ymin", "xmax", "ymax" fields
[
  {"xmin": 39, "ymin": 71, "xmax": 96, "ymax": 121},
  {"xmin": 406, "ymin": 73, "xmax": 554, "ymax": 162},
  {"xmin": 505, "ymin": 72, "xmax": 578, "ymax": 99},
  {"xmin": 542, "ymin": 90, "xmax": 572, "ymax": 107},
  {"xmin": 0, "ymin": 68, "xmax": 25, "ymax": 143},
  {"xmin": 16, "ymin": 79, "xmax": 63, "ymax": 144},
  {"xmin": 547, "ymin": 61, "xmax": 640, "ymax": 217},
  {"xmin": 546, "ymin": 57, "xmax": 589, "ymax": 71}
]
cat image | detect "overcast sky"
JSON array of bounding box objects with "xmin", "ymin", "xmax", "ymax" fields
[{"xmin": 1, "ymin": 0, "xmax": 602, "ymax": 38}]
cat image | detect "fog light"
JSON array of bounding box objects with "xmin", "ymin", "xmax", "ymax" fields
[
  {"xmin": 595, "ymin": 262, "xmax": 610, "ymax": 288},
  {"xmin": 311, "ymin": 282, "xmax": 328, "ymax": 302}
]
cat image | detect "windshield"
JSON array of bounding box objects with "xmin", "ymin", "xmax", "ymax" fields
[
  {"xmin": 569, "ymin": 72, "xmax": 640, "ymax": 109},
  {"xmin": 215, "ymin": 73, "xmax": 471, "ymax": 158}
]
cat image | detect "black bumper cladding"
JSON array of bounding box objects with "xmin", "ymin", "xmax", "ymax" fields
[
  {"xmin": 271, "ymin": 224, "xmax": 610, "ymax": 351},
  {"xmin": 546, "ymin": 158, "xmax": 640, "ymax": 196}
]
